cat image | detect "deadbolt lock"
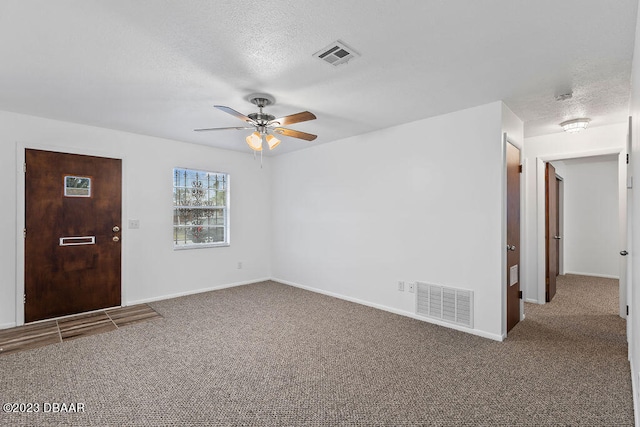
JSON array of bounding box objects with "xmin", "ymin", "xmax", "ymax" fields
[
  {"xmin": 112, "ymin": 236, "xmax": 120, "ymax": 242},
  {"xmin": 113, "ymin": 226, "xmax": 120, "ymax": 232}
]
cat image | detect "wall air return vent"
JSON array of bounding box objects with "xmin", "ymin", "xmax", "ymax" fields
[
  {"xmin": 416, "ymin": 282, "xmax": 473, "ymax": 328},
  {"xmin": 313, "ymin": 40, "xmax": 360, "ymax": 66}
]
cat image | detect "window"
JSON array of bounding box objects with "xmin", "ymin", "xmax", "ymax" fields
[
  {"xmin": 173, "ymin": 168, "xmax": 229, "ymax": 248},
  {"xmin": 64, "ymin": 175, "xmax": 91, "ymax": 197}
]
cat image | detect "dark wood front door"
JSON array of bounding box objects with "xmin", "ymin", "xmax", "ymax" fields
[
  {"xmin": 25, "ymin": 149, "xmax": 122, "ymax": 322},
  {"xmin": 545, "ymin": 162, "xmax": 558, "ymax": 302},
  {"xmin": 506, "ymin": 142, "xmax": 521, "ymax": 332}
]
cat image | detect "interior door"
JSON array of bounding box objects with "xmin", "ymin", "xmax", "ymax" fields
[
  {"xmin": 25, "ymin": 149, "xmax": 122, "ymax": 322},
  {"xmin": 506, "ymin": 142, "xmax": 521, "ymax": 332},
  {"xmin": 555, "ymin": 176, "xmax": 561, "ymax": 275},
  {"xmin": 545, "ymin": 162, "xmax": 558, "ymax": 302}
]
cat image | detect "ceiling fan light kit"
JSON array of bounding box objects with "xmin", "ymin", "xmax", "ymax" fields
[
  {"xmin": 246, "ymin": 131, "xmax": 263, "ymax": 151},
  {"xmin": 195, "ymin": 92, "xmax": 317, "ymax": 153},
  {"xmin": 559, "ymin": 118, "xmax": 590, "ymax": 133},
  {"xmin": 265, "ymin": 134, "xmax": 281, "ymax": 150}
]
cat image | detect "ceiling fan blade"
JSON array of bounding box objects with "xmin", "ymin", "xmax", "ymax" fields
[
  {"xmin": 274, "ymin": 127, "xmax": 317, "ymax": 141},
  {"xmin": 194, "ymin": 126, "xmax": 254, "ymax": 132},
  {"xmin": 214, "ymin": 105, "xmax": 256, "ymax": 124},
  {"xmin": 269, "ymin": 111, "xmax": 316, "ymax": 126}
]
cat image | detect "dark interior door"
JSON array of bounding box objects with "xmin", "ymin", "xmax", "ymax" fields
[
  {"xmin": 506, "ymin": 142, "xmax": 521, "ymax": 332},
  {"xmin": 545, "ymin": 162, "xmax": 558, "ymax": 302},
  {"xmin": 555, "ymin": 177, "xmax": 561, "ymax": 276},
  {"xmin": 25, "ymin": 149, "xmax": 122, "ymax": 322}
]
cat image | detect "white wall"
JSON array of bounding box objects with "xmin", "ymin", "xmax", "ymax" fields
[
  {"xmin": 271, "ymin": 101, "xmax": 516, "ymax": 340},
  {"xmin": 0, "ymin": 110, "xmax": 271, "ymax": 328},
  {"xmin": 522, "ymin": 124, "xmax": 627, "ymax": 304},
  {"xmin": 628, "ymin": 1, "xmax": 640, "ymax": 420},
  {"xmin": 561, "ymin": 158, "xmax": 620, "ymax": 278},
  {"xmin": 1, "ymin": 102, "xmax": 523, "ymax": 341}
]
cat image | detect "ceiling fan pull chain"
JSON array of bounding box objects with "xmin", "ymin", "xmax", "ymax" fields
[{"xmin": 260, "ymin": 148, "xmax": 263, "ymax": 169}]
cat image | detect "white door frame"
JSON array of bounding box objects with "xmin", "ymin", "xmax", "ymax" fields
[{"xmin": 535, "ymin": 147, "xmax": 627, "ymax": 316}]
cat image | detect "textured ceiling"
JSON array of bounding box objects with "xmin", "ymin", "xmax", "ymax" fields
[{"xmin": 0, "ymin": 0, "xmax": 637, "ymax": 155}]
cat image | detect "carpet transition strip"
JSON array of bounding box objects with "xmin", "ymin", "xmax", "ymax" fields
[{"xmin": 0, "ymin": 304, "xmax": 161, "ymax": 356}]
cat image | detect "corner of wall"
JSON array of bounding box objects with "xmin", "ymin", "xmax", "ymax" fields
[{"xmin": 501, "ymin": 102, "xmax": 525, "ymax": 149}]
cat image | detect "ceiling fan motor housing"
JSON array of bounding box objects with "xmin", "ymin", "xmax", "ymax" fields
[{"xmin": 248, "ymin": 112, "xmax": 276, "ymax": 125}]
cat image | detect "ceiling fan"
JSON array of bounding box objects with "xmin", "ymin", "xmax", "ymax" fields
[{"xmin": 194, "ymin": 93, "xmax": 317, "ymax": 152}]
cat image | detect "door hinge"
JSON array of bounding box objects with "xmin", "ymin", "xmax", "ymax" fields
[
  {"xmin": 23, "ymin": 294, "xmax": 26, "ymax": 304},
  {"xmin": 545, "ymin": 291, "xmax": 549, "ymax": 301},
  {"xmin": 23, "ymin": 228, "xmax": 26, "ymax": 239},
  {"xmin": 546, "ymin": 277, "xmax": 549, "ymax": 285},
  {"xmin": 23, "ymin": 162, "xmax": 26, "ymax": 173},
  {"xmin": 627, "ymin": 154, "xmax": 630, "ymax": 164},
  {"xmin": 627, "ymin": 305, "xmax": 629, "ymax": 316},
  {"xmin": 518, "ymin": 291, "xmax": 523, "ymax": 299},
  {"xmin": 518, "ymin": 164, "xmax": 522, "ymax": 173}
]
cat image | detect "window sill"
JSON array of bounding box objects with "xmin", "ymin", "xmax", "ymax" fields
[{"xmin": 173, "ymin": 243, "xmax": 230, "ymax": 250}]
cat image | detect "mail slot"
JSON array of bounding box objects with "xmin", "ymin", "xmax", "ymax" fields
[{"xmin": 59, "ymin": 236, "xmax": 96, "ymax": 246}]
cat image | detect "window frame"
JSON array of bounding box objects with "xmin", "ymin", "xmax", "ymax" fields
[{"xmin": 172, "ymin": 167, "xmax": 230, "ymax": 250}]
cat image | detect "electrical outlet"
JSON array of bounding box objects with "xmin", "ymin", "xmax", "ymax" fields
[
  {"xmin": 128, "ymin": 219, "xmax": 140, "ymax": 229},
  {"xmin": 237, "ymin": 261, "xmax": 243, "ymax": 269},
  {"xmin": 408, "ymin": 282, "xmax": 415, "ymax": 293},
  {"xmin": 398, "ymin": 281, "xmax": 404, "ymax": 291}
]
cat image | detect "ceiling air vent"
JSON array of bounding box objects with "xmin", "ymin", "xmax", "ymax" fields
[{"xmin": 313, "ymin": 40, "xmax": 359, "ymax": 66}]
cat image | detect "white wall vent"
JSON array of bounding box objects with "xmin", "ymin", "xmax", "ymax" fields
[
  {"xmin": 416, "ymin": 282, "xmax": 473, "ymax": 328},
  {"xmin": 313, "ymin": 40, "xmax": 360, "ymax": 66}
]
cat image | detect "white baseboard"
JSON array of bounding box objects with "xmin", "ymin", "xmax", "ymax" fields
[
  {"xmin": 272, "ymin": 277, "xmax": 504, "ymax": 342},
  {"xmin": 525, "ymin": 298, "xmax": 542, "ymax": 304},
  {"xmin": 126, "ymin": 277, "xmax": 271, "ymax": 305},
  {"xmin": 564, "ymin": 271, "xmax": 620, "ymax": 280}
]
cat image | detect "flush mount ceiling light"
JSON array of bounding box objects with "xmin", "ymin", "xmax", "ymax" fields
[
  {"xmin": 560, "ymin": 118, "xmax": 590, "ymax": 133},
  {"xmin": 194, "ymin": 93, "xmax": 317, "ymax": 152}
]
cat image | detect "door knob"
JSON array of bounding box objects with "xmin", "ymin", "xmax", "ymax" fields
[
  {"xmin": 112, "ymin": 236, "xmax": 120, "ymax": 242},
  {"xmin": 554, "ymin": 235, "xmax": 562, "ymax": 240},
  {"xmin": 507, "ymin": 245, "xmax": 516, "ymax": 251},
  {"xmin": 112, "ymin": 226, "xmax": 120, "ymax": 232},
  {"xmin": 621, "ymin": 250, "xmax": 629, "ymax": 256}
]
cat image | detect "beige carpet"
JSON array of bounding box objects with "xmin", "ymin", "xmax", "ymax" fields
[{"xmin": 0, "ymin": 275, "xmax": 633, "ymax": 426}]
